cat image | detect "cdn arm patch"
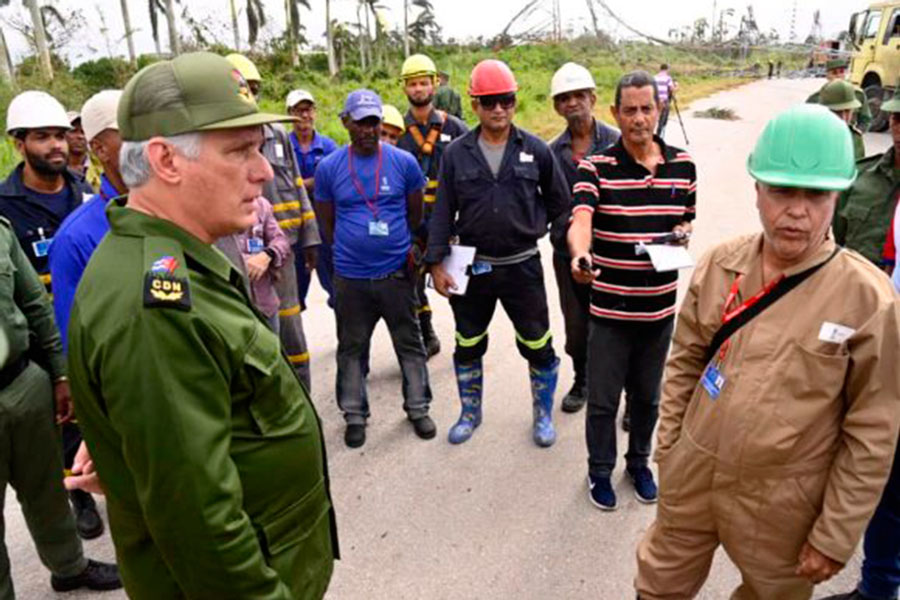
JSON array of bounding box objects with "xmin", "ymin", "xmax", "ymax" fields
[{"xmin": 143, "ymin": 255, "xmax": 192, "ymax": 311}]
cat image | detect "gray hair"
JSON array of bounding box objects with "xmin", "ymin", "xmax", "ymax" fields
[
  {"xmin": 614, "ymin": 70, "xmax": 659, "ymax": 107},
  {"xmin": 119, "ymin": 132, "xmax": 203, "ymax": 189}
]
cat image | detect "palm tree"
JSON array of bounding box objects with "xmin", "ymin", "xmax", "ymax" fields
[
  {"xmin": 9, "ymin": 0, "xmax": 52, "ymax": 80},
  {"xmin": 245, "ymin": 0, "xmax": 265, "ymax": 47},
  {"xmin": 325, "ymin": 0, "xmax": 337, "ymax": 76},
  {"xmin": 0, "ymin": 26, "xmax": 14, "ymax": 88},
  {"xmin": 229, "ymin": 0, "xmax": 239, "ymax": 49},
  {"xmin": 148, "ymin": 0, "xmax": 163, "ymax": 54},
  {"xmin": 164, "ymin": 0, "xmax": 180, "ymax": 55},
  {"xmin": 285, "ymin": 0, "xmax": 310, "ymax": 66},
  {"xmin": 121, "ymin": 0, "xmax": 136, "ymax": 65}
]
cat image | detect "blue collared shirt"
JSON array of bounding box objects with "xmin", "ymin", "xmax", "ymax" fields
[
  {"xmin": 48, "ymin": 174, "xmax": 120, "ymax": 350},
  {"xmin": 289, "ymin": 130, "xmax": 339, "ymax": 180}
]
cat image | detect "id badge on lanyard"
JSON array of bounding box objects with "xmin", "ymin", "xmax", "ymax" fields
[
  {"xmin": 702, "ymin": 273, "xmax": 782, "ymax": 400},
  {"xmin": 247, "ymin": 237, "xmax": 264, "ymax": 254},
  {"xmin": 349, "ymin": 144, "xmax": 388, "ymax": 238},
  {"xmin": 32, "ymin": 227, "xmax": 51, "ymax": 258}
]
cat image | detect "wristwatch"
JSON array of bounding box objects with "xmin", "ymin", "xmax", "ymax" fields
[{"xmin": 263, "ymin": 248, "xmax": 277, "ymax": 261}]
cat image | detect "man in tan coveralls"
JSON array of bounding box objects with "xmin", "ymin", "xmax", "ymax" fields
[{"xmin": 636, "ymin": 105, "xmax": 900, "ymax": 599}]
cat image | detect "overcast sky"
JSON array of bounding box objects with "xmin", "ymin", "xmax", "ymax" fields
[{"xmin": 0, "ymin": 0, "xmax": 872, "ymax": 65}]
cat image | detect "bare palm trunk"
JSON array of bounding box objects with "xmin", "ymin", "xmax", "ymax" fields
[
  {"xmin": 164, "ymin": 0, "xmax": 180, "ymax": 55},
  {"xmin": 285, "ymin": 0, "xmax": 298, "ymax": 67},
  {"xmin": 325, "ymin": 0, "xmax": 337, "ymax": 76},
  {"xmin": 0, "ymin": 26, "xmax": 14, "ymax": 89},
  {"xmin": 403, "ymin": 0, "xmax": 409, "ymax": 57},
  {"xmin": 121, "ymin": 0, "xmax": 136, "ymax": 65},
  {"xmin": 356, "ymin": 4, "xmax": 366, "ymax": 71},
  {"xmin": 25, "ymin": 0, "xmax": 52, "ymax": 80},
  {"xmin": 229, "ymin": 0, "xmax": 240, "ymax": 49}
]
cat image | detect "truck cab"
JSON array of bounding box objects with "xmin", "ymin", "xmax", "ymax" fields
[{"xmin": 849, "ymin": 1, "xmax": 900, "ymax": 130}]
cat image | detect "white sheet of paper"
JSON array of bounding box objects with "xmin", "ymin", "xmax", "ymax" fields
[
  {"xmin": 440, "ymin": 245, "xmax": 476, "ymax": 295},
  {"xmin": 636, "ymin": 242, "xmax": 694, "ymax": 272}
]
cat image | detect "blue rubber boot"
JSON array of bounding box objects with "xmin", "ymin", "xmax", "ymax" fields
[
  {"xmin": 448, "ymin": 359, "xmax": 483, "ymax": 444},
  {"xmin": 529, "ymin": 357, "xmax": 560, "ymax": 447}
]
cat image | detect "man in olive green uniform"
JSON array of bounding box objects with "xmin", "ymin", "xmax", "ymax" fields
[
  {"xmin": 67, "ymin": 52, "xmax": 337, "ymax": 598},
  {"xmin": 227, "ymin": 53, "xmax": 321, "ymax": 390},
  {"xmin": 0, "ymin": 218, "xmax": 120, "ymax": 597},
  {"xmin": 808, "ymin": 58, "xmax": 871, "ymax": 132},
  {"xmin": 434, "ymin": 70, "xmax": 463, "ymax": 120},
  {"xmin": 833, "ymin": 89, "xmax": 900, "ymax": 266},
  {"xmin": 819, "ymin": 79, "xmax": 866, "ymax": 160}
]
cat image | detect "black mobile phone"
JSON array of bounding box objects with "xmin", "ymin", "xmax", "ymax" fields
[{"xmin": 578, "ymin": 257, "xmax": 592, "ymax": 272}]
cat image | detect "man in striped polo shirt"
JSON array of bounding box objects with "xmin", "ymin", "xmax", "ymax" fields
[{"xmin": 568, "ymin": 70, "xmax": 696, "ymax": 510}]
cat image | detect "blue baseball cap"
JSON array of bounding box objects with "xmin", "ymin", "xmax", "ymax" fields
[{"xmin": 342, "ymin": 88, "xmax": 383, "ymax": 122}]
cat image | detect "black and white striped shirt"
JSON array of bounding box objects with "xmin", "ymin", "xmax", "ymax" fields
[{"xmin": 572, "ymin": 137, "xmax": 697, "ymax": 322}]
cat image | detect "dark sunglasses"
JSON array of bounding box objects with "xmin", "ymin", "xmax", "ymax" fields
[{"xmin": 478, "ymin": 94, "xmax": 516, "ymax": 110}]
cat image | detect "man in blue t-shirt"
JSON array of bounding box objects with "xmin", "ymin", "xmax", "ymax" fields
[
  {"xmin": 286, "ymin": 89, "xmax": 339, "ymax": 308},
  {"xmin": 315, "ymin": 89, "xmax": 434, "ymax": 449}
]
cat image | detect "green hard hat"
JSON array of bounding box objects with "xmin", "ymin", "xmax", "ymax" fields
[
  {"xmin": 825, "ymin": 57, "xmax": 849, "ymax": 71},
  {"xmin": 819, "ymin": 80, "xmax": 862, "ymax": 111},
  {"xmin": 747, "ymin": 104, "xmax": 856, "ymax": 191},
  {"xmin": 882, "ymin": 88, "xmax": 900, "ymax": 113},
  {"xmin": 118, "ymin": 51, "xmax": 294, "ymax": 142}
]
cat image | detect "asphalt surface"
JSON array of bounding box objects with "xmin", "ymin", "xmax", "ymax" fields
[{"xmin": 4, "ymin": 77, "xmax": 894, "ymax": 599}]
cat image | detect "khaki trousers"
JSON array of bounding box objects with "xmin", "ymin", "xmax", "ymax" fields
[{"xmin": 636, "ymin": 435, "xmax": 823, "ymax": 600}]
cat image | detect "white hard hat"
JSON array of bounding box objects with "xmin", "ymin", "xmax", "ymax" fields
[
  {"xmin": 550, "ymin": 62, "xmax": 596, "ymax": 99},
  {"xmin": 6, "ymin": 90, "xmax": 71, "ymax": 134},
  {"xmin": 285, "ymin": 89, "xmax": 315, "ymax": 110},
  {"xmin": 81, "ymin": 90, "xmax": 122, "ymax": 143}
]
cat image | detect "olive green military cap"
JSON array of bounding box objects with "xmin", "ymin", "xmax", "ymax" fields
[
  {"xmin": 118, "ymin": 51, "xmax": 294, "ymax": 142},
  {"xmin": 882, "ymin": 87, "xmax": 900, "ymax": 113},
  {"xmin": 819, "ymin": 80, "xmax": 862, "ymax": 111},
  {"xmin": 825, "ymin": 57, "xmax": 849, "ymax": 71}
]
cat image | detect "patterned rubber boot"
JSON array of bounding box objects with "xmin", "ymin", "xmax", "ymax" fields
[
  {"xmin": 448, "ymin": 359, "xmax": 483, "ymax": 444},
  {"xmin": 530, "ymin": 357, "xmax": 560, "ymax": 447}
]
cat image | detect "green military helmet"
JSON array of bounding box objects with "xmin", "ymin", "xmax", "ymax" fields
[
  {"xmin": 819, "ymin": 80, "xmax": 862, "ymax": 111},
  {"xmin": 747, "ymin": 104, "xmax": 856, "ymax": 191},
  {"xmin": 881, "ymin": 87, "xmax": 900, "ymax": 113},
  {"xmin": 118, "ymin": 51, "xmax": 294, "ymax": 142},
  {"xmin": 825, "ymin": 57, "xmax": 849, "ymax": 71}
]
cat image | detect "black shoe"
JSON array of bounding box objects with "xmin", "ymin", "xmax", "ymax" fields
[
  {"xmin": 410, "ymin": 415, "xmax": 436, "ymax": 439},
  {"xmin": 51, "ymin": 559, "xmax": 122, "ymax": 592},
  {"xmin": 345, "ymin": 424, "xmax": 366, "ymax": 448},
  {"xmin": 70, "ymin": 489, "xmax": 104, "ymax": 540},
  {"xmin": 560, "ymin": 381, "xmax": 587, "ymax": 413}
]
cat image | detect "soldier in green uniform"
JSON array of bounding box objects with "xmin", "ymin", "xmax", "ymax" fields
[
  {"xmin": 434, "ymin": 70, "xmax": 463, "ymax": 120},
  {"xmin": 819, "ymin": 79, "xmax": 866, "ymax": 160},
  {"xmin": 807, "ymin": 58, "xmax": 872, "ymax": 132},
  {"xmin": 67, "ymin": 52, "xmax": 338, "ymax": 598},
  {"xmin": 833, "ymin": 88, "xmax": 900, "ymax": 266},
  {"xmin": 0, "ymin": 218, "xmax": 121, "ymax": 597}
]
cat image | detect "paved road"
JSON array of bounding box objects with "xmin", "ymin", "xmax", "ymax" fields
[{"xmin": 5, "ymin": 77, "xmax": 893, "ymax": 599}]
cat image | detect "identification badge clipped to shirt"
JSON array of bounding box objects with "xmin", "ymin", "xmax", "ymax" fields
[
  {"xmin": 274, "ymin": 143, "xmax": 285, "ymax": 159},
  {"xmin": 32, "ymin": 227, "xmax": 51, "ymax": 257},
  {"xmin": 368, "ymin": 220, "xmax": 390, "ymax": 237},
  {"xmin": 440, "ymin": 133, "xmax": 452, "ymax": 143},
  {"xmin": 471, "ymin": 261, "xmax": 493, "ymax": 275},
  {"xmin": 247, "ymin": 237, "xmax": 264, "ymax": 254},
  {"xmin": 519, "ymin": 151, "xmax": 534, "ymax": 163},
  {"xmin": 701, "ymin": 362, "xmax": 725, "ymax": 400}
]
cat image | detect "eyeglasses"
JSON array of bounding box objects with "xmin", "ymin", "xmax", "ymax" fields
[{"xmin": 478, "ymin": 94, "xmax": 516, "ymax": 110}]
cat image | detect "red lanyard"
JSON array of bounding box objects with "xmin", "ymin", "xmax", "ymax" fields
[
  {"xmin": 348, "ymin": 143, "xmax": 383, "ymax": 220},
  {"xmin": 717, "ymin": 272, "xmax": 784, "ymax": 361}
]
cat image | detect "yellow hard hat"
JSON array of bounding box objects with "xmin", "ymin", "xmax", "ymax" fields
[
  {"xmin": 225, "ymin": 53, "xmax": 262, "ymax": 82},
  {"xmin": 401, "ymin": 54, "xmax": 437, "ymax": 81},
  {"xmin": 381, "ymin": 104, "xmax": 405, "ymax": 132}
]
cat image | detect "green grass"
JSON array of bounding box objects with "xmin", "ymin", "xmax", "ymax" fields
[{"xmin": 0, "ymin": 41, "xmax": 800, "ymax": 177}]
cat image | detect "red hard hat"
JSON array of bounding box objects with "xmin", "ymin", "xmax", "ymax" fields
[{"xmin": 468, "ymin": 59, "xmax": 518, "ymax": 96}]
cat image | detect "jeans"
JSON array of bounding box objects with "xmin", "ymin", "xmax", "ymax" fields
[
  {"xmin": 333, "ymin": 271, "xmax": 432, "ymax": 425},
  {"xmin": 859, "ymin": 441, "xmax": 900, "ymax": 599},
  {"xmin": 585, "ymin": 318, "xmax": 673, "ymax": 478}
]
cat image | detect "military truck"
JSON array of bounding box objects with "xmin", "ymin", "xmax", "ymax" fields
[{"xmin": 848, "ymin": 1, "xmax": 900, "ymax": 131}]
